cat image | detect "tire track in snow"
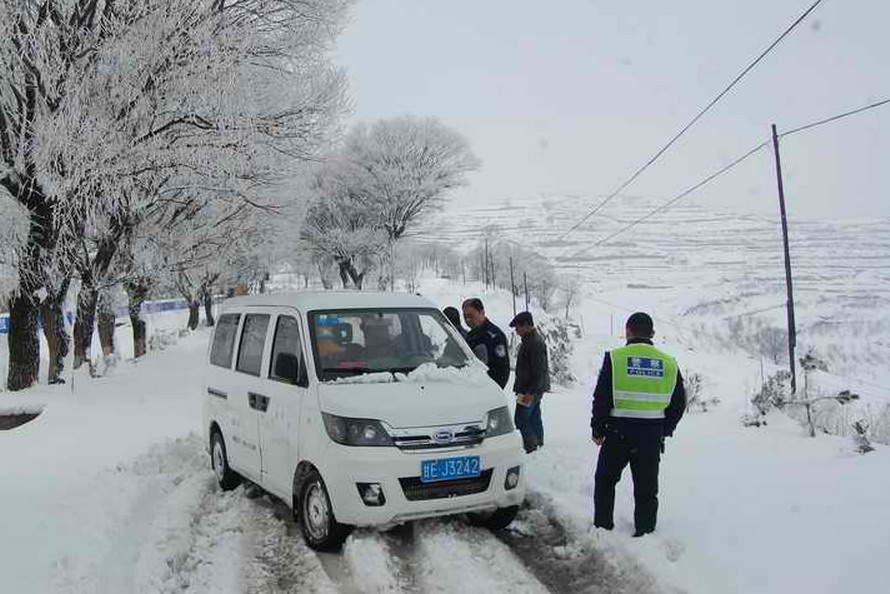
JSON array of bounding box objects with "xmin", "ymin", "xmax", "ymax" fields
[
  {"xmin": 494, "ymin": 492, "xmax": 664, "ymax": 594},
  {"xmin": 241, "ymin": 495, "xmax": 337, "ymax": 594},
  {"xmin": 93, "ymin": 435, "xmax": 334, "ymax": 593},
  {"xmin": 412, "ymin": 518, "xmax": 550, "ymax": 594}
]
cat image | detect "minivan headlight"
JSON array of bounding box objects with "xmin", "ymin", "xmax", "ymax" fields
[
  {"xmin": 484, "ymin": 406, "xmax": 514, "ymax": 437},
  {"xmin": 322, "ymin": 413, "xmax": 393, "ymax": 447}
]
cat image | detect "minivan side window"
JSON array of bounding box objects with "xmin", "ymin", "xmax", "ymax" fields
[
  {"xmin": 269, "ymin": 315, "xmax": 305, "ymax": 384},
  {"xmin": 236, "ymin": 314, "xmax": 270, "ymax": 376},
  {"xmin": 210, "ymin": 314, "xmax": 241, "ymax": 368}
]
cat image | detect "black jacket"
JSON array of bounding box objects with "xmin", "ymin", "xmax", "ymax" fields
[
  {"xmin": 467, "ymin": 318, "xmax": 510, "ymax": 389},
  {"xmin": 590, "ymin": 338, "xmax": 686, "ymax": 439},
  {"xmin": 513, "ymin": 329, "xmax": 550, "ymax": 396}
]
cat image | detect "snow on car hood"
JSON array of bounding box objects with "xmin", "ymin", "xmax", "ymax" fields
[
  {"xmin": 330, "ymin": 362, "xmax": 492, "ymax": 386},
  {"xmin": 318, "ymin": 362, "xmax": 506, "ymax": 428}
]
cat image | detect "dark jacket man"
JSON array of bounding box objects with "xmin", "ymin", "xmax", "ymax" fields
[
  {"xmin": 511, "ymin": 311, "xmax": 550, "ymax": 452},
  {"xmin": 463, "ymin": 298, "xmax": 510, "ymax": 389},
  {"xmin": 591, "ymin": 312, "xmax": 686, "ymax": 537},
  {"xmin": 513, "ymin": 324, "xmax": 550, "ymax": 397}
]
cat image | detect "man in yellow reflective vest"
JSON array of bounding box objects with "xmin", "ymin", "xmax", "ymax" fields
[{"xmin": 591, "ymin": 312, "xmax": 686, "ymax": 537}]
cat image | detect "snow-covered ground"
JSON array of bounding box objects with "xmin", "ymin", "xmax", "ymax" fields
[{"xmin": 1, "ymin": 273, "xmax": 888, "ymax": 593}]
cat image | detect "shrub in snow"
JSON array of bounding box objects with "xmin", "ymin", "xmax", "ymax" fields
[
  {"xmin": 751, "ymin": 370, "xmax": 792, "ymax": 415},
  {"xmin": 851, "ymin": 420, "xmax": 874, "ymax": 454},
  {"xmin": 536, "ymin": 316, "xmax": 578, "ymax": 387},
  {"xmin": 149, "ymin": 330, "xmax": 179, "ymax": 353},
  {"xmin": 684, "ymin": 372, "xmax": 719, "ymax": 413}
]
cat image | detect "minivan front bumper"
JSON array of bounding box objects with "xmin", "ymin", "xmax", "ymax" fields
[{"xmin": 317, "ymin": 431, "xmax": 526, "ymax": 527}]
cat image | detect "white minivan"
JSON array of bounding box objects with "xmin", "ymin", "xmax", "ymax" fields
[{"xmin": 202, "ymin": 291, "xmax": 525, "ymax": 550}]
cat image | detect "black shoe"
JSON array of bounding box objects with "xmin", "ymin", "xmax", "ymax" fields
[{"xmin": 632, "ymin": 528, "xmax": 654, "ymax": 538}]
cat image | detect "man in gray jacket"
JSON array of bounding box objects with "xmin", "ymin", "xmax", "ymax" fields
[{"xmin": 510, "ymin": 311, "xmax": 550, "ymax": 453}]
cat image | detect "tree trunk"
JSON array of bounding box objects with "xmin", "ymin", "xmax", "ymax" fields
[
  {"xmin": 344, "ymin": 261, "xmax": 365, "ymax": 290},
  {"xmin": 187, "ymin": 301, "xmax": 200, "ymax": 330},
  {"xmin": 317, "ymin": 263, "xmax": 332, "ymax": 289},
  {"xmin": 338, "ymin": 261, "xmax": 350, "ymax": 289},
  {"xmin": 73, "ymin": 285, "xmax": 99, "ymax": 370},
  {"xmin": 7, "ymin": 292, "xmax": 41, "ymax": 391},
  {"xmin": 126, "ymin": 280, "xmax": 149, "ymax": 359},
  {"xmin": 97, "ymin": 293, "xmax": 116, "ymax": 357},
  {"xmin": 203, "ymin": 290, "xmax": 215, "ymax": 327},
  {"xmin": 39, "ymin": 279, "xmax": 71, "ymax": 385},
  {"xmin": 6, "ymin": 182, "xmax": 54, "ymax": 391}
]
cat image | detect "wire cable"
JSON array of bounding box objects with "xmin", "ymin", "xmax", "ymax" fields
[
  {"xmin": 566, "ymin": 140, "xmax": 771, "ymax": 258},
  {"xmin": 780, "ymin": 97, "xmax": 890, "ymax": 138},
  {"xmin": 565, "ymin": 96, "xmax": 890, "ymax": 255},
  {"xmin": 557, "ymin": 0, "xmax": 827, "ymax": 244}
]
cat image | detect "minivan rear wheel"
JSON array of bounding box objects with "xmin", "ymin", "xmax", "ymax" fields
[
  {"xmin": 211, "ymin": 431, "xmax": 241, "ymax": 491},
  {"xmin": 297, "ymin": 469, "xmax": 352, "ymax": 551},
  {"xmin": 468, "ymin": 505, "xmax": 520, "ymax": 531}
]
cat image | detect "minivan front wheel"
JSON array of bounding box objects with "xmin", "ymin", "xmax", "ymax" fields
[
  {"xmin": 298, "ymin": 469, "xmax": 352, "ymax": 551},
  {"xmin": 468, "ymin": 505, "xmax": 520, "ymax": 531},
  {"xmin": 210, "ymin": 431, "xmax": 241, "ymax": 491}
]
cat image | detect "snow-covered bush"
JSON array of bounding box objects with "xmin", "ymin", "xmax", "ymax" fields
[
  {"xmin": 684, "ymin": 372, "xmax": 719, "ymax": 412},
  {"xmin": 149, "ymin": 330, "xmax": 180, "ymax": 353},
  {"xmin": 851, "ymin": 420, "xmax": 874, "ymax": 454},
  {"xmin": 751, "ymin": 370, "xmax": 792, "ymax": 416},
  {"xmin": 535, "ymin": 315, "xmax": 579, "ymax": 387}
]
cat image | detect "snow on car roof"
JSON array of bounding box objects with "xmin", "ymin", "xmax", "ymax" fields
[{"xmin": 219, "ymin": 291, "xmax": 440, "ymax": 313}]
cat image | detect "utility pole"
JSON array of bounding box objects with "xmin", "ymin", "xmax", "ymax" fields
[{"xmin": 771, "ymin": 123, "xmax": 798, "ymax": 394}]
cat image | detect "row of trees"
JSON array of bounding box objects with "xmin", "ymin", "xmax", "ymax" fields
[{"xmin": 1, "ymin": 0, "xmax": 351, "ymax": 390}]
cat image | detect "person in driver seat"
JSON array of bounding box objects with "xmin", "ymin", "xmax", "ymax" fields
[{"xmin": 361, "ymin": 315, "xmax": 398, "ymax": 360}]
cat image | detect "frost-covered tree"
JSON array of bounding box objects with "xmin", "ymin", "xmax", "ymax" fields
[
  {"xmin": 301, "ymin": 189, "xmax": 386, "ymax": 290},
  {"xmin": 0, "ymin": 0, "xmax": 116, "ymax": 390},
  {"xmin": 1, "ymin": 0, "xmax": 351, "ymax": 388},
  {"xmin": 337, "ymin": 117, "xmax": 479, "ymax": 288},
  {"xmin": 302, "ymin": 117, "xmax": 479, "ymax": 290}
]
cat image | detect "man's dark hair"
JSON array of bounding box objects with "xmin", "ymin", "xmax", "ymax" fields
[
  {"xmin": 626, "ymin": 312, "xmax": 654, "ymax": 338},
  {"xmin": 462, "ymin": 298, "xmax": 484, "ymax": 312}
]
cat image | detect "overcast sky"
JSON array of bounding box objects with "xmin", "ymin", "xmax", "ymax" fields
[{"xmin": 337, "ymin": 0, "xmax": 889, "ymax": 219}]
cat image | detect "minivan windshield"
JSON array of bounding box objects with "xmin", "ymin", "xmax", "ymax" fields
[{"xmin": 309, "ymin": 308, "xmax": 470, "ymax": 381}]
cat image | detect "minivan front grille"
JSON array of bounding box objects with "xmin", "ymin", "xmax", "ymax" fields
[
  {"xmin": 399, "ymin": 469, "xmax": 493, "ymax": 501},
  {"xmin": 392, "ymin": 425, "xmax": 485, "ymax": 451}
]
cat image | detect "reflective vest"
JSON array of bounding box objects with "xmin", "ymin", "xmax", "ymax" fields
[{"xmin": 610, "ymin": 343, "xmax": 678, "ymax": 419}]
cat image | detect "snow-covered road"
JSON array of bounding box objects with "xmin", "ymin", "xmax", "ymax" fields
[{"xmin": 0, "ymin": 327, "xmax": 652, "ymax": 594}]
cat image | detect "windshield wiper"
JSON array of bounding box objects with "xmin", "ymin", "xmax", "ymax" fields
[{"xmin": 321, "ymin": 367, "xmax": 369, "ymax": 376}]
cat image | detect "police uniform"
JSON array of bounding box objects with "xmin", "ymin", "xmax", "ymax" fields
[
  {"xmin": 467, "ymin": 319, "xmax": 510, "ymax": 389},
  {"xmin": 590, "ymin": 338, "xmax": 686, "ymax": 536}
]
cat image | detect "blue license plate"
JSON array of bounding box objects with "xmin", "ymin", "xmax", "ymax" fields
[{"xmin": 420, "ymin": 456, "xmax": 481, "ymax": 483}]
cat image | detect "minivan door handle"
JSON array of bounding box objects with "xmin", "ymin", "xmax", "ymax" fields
[
  {"xmin": 248, "ymin": 392, "xmax": 270, "ymax": 413},
  {"xmin": 207, "ymin": 387, "xmax": 227, "ymax": 399}
]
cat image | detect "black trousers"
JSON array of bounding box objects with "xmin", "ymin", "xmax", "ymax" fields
[{"xmin": 594, "ymin": 430, "xmax": 661, "ymax": 533}]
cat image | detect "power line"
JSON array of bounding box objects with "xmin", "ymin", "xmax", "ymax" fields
[
  {"xmin": 557, "ymin": 0, "xmax": 826, "ymax": 244},
  {"xmin": 780, "ymin": 97, "xmax": 890, "ymax": 137},
  {"xmin": 566, "ymin": 140, "xmax": 771, "ymax": 259},
  {"xmin": 565, "ymin": 96, "xmax": 890, "ymax": 256}
]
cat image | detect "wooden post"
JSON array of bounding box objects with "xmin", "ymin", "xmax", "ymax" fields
[
  {"xmin": 523, "ymin": 271, "xmax": 529, "ymax": 311},
  {"xmin": 509, "ymin": 257, "xmax": 517, "ymax": 318},
  {"xmin": 771, "ymin": 123, "xmax": 798, "ymax": 394}
]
